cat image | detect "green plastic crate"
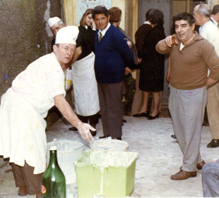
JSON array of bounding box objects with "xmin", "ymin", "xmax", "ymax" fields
[{"xmin": 75, "ymin": 150, "xmax": 138, "ymax": 198}]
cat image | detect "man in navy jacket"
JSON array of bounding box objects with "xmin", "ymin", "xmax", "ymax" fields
[{"xmin": 92, "ymin": 6, "xmax": 134, "ymax": 140}]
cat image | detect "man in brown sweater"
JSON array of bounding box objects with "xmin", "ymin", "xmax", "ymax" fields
[{"xmin": 156, "ymin": 12, "xmax": 219, "ymax": 180}]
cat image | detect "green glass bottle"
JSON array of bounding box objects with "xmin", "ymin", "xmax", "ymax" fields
[{"xmin": 41, "ymin": 146, "xmax": 66, "ymax": 198}]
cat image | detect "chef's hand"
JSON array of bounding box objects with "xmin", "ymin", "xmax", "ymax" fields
[{"xmin": 77, "ymin": 122, "xmax": 95, "ymax": 142}]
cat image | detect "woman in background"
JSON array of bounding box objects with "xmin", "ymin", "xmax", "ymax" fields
[
  {"xmin": 132, "ymin": 9, "xmax": 153, "ymax": 116},
  {"xmin": 135, "ymin": 9, "xmax": 165, "ymax": 120},
  {"xmin": 70, "ymin": 9, "xmax": 99, "ymax": 136}
]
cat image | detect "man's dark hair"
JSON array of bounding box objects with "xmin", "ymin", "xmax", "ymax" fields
[
  {"xmin": 173, "ymin": 12, "xmax": 195, "ymax": 26},
  {"xmin": 92, "ymin": 6, "xmax": 109, "ymax": 19},
  {"xmin": 212, "ymin": 4, "xmax": 219, "ymax": 15}
]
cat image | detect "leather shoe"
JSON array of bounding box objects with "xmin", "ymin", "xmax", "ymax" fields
[
  {"xmin": 99, "ymin": 135, "xmax": 110, "ymax": 139},
  {"xmin": 18, "ymin": 186, "xmax": 28, "ymax": 196},
  {"xmin": 171, "ymin": 134, "xmax": 177, "ymax": 139},
  {"xmin": 148, "ymin": 113, "xmax": 160, "ymax": 120},
  {"xmin": 207, "ymin": 139, "xmax": 219, "ymax": 148},
  {"xmin": 114, "ymin": 137, "xmax": 122, "ymax": 140},
  {"xmin": 122, "ymin": 119, "xmax": 127, "ymax": 123},
  {"xmin": 69, "ymin": 126, "xmax": 77, "ymax": 131},
  {"xmin": 170, "ymin": 170, "xmax": 197, "ymax": 180},
  {"xmin": 202, "ymin": 120, "xmax": 209, "ymax": 126},
  {"xmin": 197, "ymin": 160, "xmax": 205, "ymax": 170},
  {"xmin": 133, "ymin": 111, "xmax": 149, "ymax": 117}
]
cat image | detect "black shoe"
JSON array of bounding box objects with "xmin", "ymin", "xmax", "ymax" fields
[
  {"xmin": 171, "ymin": 134, "xmax": 177, "ymax": 139},
  {"xmin": 114, "ymin": 137, "xmax": 122, "ymax": 140},
  {"xmin": 207, "ymin": 139, "xmax": 219, "ymax": 148},
  {"xmin": 69, "ymin": 126, "xmax": 78, "ymax": 131},
  {"xmin": 99, "ymin": 135, "xmax": 110, "ymax": 139},
  {"xmin": 133, "ymin": 111, "xmax": 149, "ymax": 117},
  {"xmin": 122, "ymin": 119, "xmax": 127, "ymax": 123},
  {"xmin": 202, "ymin": 121, "xmax": 209, "ymax": 126},
  {"xmin": 148, "ymin": 113, "xmax": 160, "ymax": 120}
]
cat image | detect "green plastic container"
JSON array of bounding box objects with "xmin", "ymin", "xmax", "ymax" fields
[{"xmin": 75, "ymin": 150, "xmax": 138, "ymax": 198}]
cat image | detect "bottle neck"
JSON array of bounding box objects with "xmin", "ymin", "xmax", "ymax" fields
[{"xmin": 48, "ymin": 150, "xmax": 59, "ymax": 168}]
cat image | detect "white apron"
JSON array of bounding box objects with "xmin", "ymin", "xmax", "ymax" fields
[
  {"xmin": 0, "ymin": 88, "xmax": 47, "ymax": 174},
  {"xmin": 72, "ymin": 52, "xmax": 99, "ymax": 116},
  {"xmin": 0, "ymin": 53, "xmax": 65, "ymax": 174}
]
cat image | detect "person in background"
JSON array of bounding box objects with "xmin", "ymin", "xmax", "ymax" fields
[
  {"xmin": 47, "ymin": 17, "xmax": 65, "ymax": 51},
  {"xmin": 132, "ymin": 9, "xmax": 153, "ymax": 117},
  {"xmin": 135, "ymin": 9, "xmax": 165, "ymax": 120},
  {"xmin": 211, "ymin": 4, "xmax": 219, "ymax": 26},
  {"xmin": 156, "ymin": 12, "xmax": 219, "ymax": 180},
  {"xmin": 0, "ymin": 26, "xmax": 94, "ymax": 198},
  {"xmin": 70, "ymin": 9, "xmax": 99, "ymax": 136},
  {"xmin": 92, "ymin": 6, "xmax": 134, "ymax": 140},
  {"xmin": 108, "ymin": 7, "xmax": 138, "ymax": 121},
  {"xmin": 193, "ymin": 4, "xmax": 219, "ymax": 148},
  {"xmin": 202, "ymin": 158, "xmax": 219, "ymax": 197}
]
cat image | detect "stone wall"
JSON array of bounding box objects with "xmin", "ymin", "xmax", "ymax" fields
[
  {"xmin": 0, "ymin": 0, "xmax": 62, "ymax": 95},
  {"xmin": 0, "ymin": 0, "xmax": 65, "ymax": 128}
]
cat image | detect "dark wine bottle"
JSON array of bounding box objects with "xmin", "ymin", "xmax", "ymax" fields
[{"xmin": 41, "ymin": 146, "xmax": 66, "ymax": 198}]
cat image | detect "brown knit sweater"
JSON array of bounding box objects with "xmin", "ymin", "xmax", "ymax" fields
[{"xmin": 156, "ymin": 32, "xmax": 219, "ymax": 90}]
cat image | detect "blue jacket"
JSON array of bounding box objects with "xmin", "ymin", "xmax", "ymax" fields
[{"xmin": 94, "ymin": 25, "xmax": 134, "ymax": 84}]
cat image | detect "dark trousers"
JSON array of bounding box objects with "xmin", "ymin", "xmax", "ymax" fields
[
  {"xmin": 202, "ymin": 160, "xmax": 219, "ymax": 197},
  {"xmin": 77, "ymin": 112, "xmax": 99, "ymax": 128},
  {"xmin": 11, "ymin": 162, "xmax": 43, "ymax": 195},
  {"xmin": 98, "ymin": 82, "xmax": 123, "ymax": 139}
]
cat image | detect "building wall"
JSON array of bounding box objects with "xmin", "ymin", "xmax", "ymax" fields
[
  {"xmin": 0, "ymin": 0, "xmax": 64, "ymax": 127},
  {"xmin": 0, "ymin": 0, "xmax": 61, "ymax": 96}
]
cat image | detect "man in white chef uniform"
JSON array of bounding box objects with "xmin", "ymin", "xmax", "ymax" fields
[{"xmin": 0, "ymin": 26, "xmax": 94, "ymax": 198}]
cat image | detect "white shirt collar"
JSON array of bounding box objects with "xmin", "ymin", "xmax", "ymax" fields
[
  {"xmin": 180, "ymin": 42, "xmax": 185, "ymax": 51},
  {"xmin": 98, "ymin": 22, "xmax": 111, "ymax": 37},
  {"xmin": 144, "ymin": 21, "xmax": 151, "ymax": 25}
]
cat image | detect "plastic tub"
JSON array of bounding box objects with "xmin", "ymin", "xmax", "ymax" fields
[
  {"xmin": 47, "ymin": 139, "xmax": 84, "ymax": 184},
  {"xmin": 89, "ymin": 138, "xmax": 129, "ymax": 152},
  {"xmin": 75, "ymin": 150, "xmax": 138, "ymax": 198}
]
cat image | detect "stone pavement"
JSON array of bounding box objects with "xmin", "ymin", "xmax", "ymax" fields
[{"xmin": 1, "ymin": 115, "xmax": 219, "ymax": 197}]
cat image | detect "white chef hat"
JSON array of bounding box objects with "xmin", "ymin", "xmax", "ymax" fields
[
  {"xmin": 55, "ymin": 26, "xmax": 79, "ymax": 45},
  {"xmin": 48, "ymin": 17, "xmax": 61, "ymax": 27}
]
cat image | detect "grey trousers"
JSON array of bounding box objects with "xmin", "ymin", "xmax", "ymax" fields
[
  {"xmin": 98, "ymin": 82, "xmax": 123, "ymax": 139},
  {"xmin": 202, "ymin": 160, "xmax": 219, "ymax": 197},
  {"xmin": 11, "ymin": 162, "xmax": 43, "ymax": 195},
  {"xmin": 169, "ymin": 86, "xmax": 207, "ymax": 172}
]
